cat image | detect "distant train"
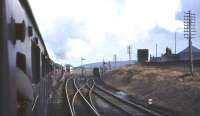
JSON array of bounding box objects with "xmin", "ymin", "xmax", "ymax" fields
[{"xmin": 0, "ymin": 0, "xmax": 63, "ymax": 116}]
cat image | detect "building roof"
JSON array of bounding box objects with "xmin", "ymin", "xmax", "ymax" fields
[{"xmin": 178, "ymin": 45, "xmax": 200, "ymax": 55}]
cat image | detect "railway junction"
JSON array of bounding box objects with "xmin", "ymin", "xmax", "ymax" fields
[{"xmin": 44, "ymin": 70, "xmax": 177, "ymax": 116}]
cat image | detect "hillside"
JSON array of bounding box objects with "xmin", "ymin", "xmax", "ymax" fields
[
  {"xmin": 79, "ymin": 60, "xmax": 136, "ymax": 68},
  {"xmin": 104, "ymin": 64, "xmax": 200, "ymax": 116}
]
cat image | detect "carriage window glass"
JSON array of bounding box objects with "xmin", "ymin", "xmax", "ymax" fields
[{"xmin": 16, "ymin": 52, "xmax": 26, "ymax": 73}]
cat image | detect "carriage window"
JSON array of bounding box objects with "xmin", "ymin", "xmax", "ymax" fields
[
  {"xmin": 31, "ymin": 41, "xmax": 40, "ymax": 83},
  {"xmin": 28, "ymin": 26, "xmax": 33, "ymax": 37},
  {"xmin": 16, "ymin": 52, "xmax": 26, "ymax": 73},
  {"xmin": 15, "ymin": 21, "xmax": 26, "ymax": 42},
  {"xmin": 42, "ymin": 54, "xmax": 45, "ymax": 77}
]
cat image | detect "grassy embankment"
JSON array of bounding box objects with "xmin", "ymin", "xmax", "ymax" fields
[{"xmin": 105, "ymin": 64, "xmax": 200, "ymax": 116}]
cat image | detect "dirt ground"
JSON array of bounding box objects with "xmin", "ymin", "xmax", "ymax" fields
[{"xmin": 104, "ymin": 64, "xmax": 200, "ymax": 116}]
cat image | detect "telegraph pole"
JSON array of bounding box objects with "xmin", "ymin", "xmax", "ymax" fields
[
  {"xmin": 108, "ymin": 61, "xmax": 111, "ymax": 70},
  {"xmin": 156, "ymin": 44, "xmax": 158, "ymax": 57},
  {"xmin": 127, "ymin": 45, "xmax": 132, "ymax": 64},
  {"xmin": 113, "ymin": 54, "xmax": 117, "ymax": 68},
  {"xmin": 175, "ymin": 32, "xmax": 177, "ymax": 54},
  {"xmin": 102, "ymin": 59, "xmax": 106, "ymax": 80},
  {"xmin": 184, "ymin": 11, "xmax": 196, "ymax": 75}
]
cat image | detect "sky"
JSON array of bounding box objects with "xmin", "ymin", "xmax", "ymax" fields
[{"xmin": 29, "ymin": 0, "xmax": 200, "ymax": 66}]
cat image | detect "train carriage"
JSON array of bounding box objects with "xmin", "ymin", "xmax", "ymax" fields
[{"xmin": 0, "ymin": 0, "xmax": 58, "ymax": 116}]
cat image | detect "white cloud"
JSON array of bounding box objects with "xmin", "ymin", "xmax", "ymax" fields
[
  {"xmin": 66, "ymin": 38, "xmax": 92, "ymax": 59},
  {"xmin": 29, "ymin": 0, "xmax": 183, "ymax": 66}
]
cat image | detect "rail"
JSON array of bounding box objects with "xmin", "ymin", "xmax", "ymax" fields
[
  {"xmin": 95, "ymin": 84, "xmax": 165, "ymax": 116},
  {"xmin": 87, "ymin": 79, "xmax": 98, "ymax": 112},
  {"xmin": 32, "ymin": 95, "xmax": 39, "ymax": 111},
  {"xmin": 73, "ymin": 78, "xmax": 100, "ymax": 116},
  {"xmin": 65, "ymin": 77, "xmax": 100, "ymax": 116},
  {"xmin": 65, "ymin": 78, "xmax": 75, "ymax": 116}
]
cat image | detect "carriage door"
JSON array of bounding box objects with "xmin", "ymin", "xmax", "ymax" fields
[{"xmin": 31, "ymin": 41, "xmax": 40, "ymax": 83}]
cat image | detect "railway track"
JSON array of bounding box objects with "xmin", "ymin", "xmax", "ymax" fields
[
  {"xmin": 86, "ymin": 80, "xmax": 152, "ymax": 116},
  {"xmin": 87, "ymin": 78, "xmax": 172, "ymax": 116},
  {"xmin": 65, "ymin": 78, "xmax": 74, "ymax": 116},
  {"xmin": 86, "ymin": 79, "xmax": 98, "ymax": 112},
  {"xmin": 93, "ymin": 84, "xmax": 167, "ymax": 116},
  {"xmin": 65, "ymin": 77, "xmax": 100, "ymax": 116},
  {"xmin": 65, "ymin": 77, "xmax": 170, "ymax": 116}
]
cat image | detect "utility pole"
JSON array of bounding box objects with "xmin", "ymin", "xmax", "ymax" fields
[
  {"xmin": 184, "ymin": 10, "xmax": 196, "ymax": 75},
  {"xmin": 133, "ymin": 43, "xmax": 135, "ymax": 62},
  {"xmin": 102, "ymin": 59, "xmax": 106, "ymax": 80},
  {"xmin": 108, "ymin": 61, "xmax": 111, "ymax": 70},
  {"xmin": 175, "ymin": 32, "xmax": 177, "ymax": 54},
  {"xmin": 113, "ymin": 54, "xmax": 117, "ymax": 68},
  {"xmin": 127, "ymin": 45, "xmax": 132, "ymax": 64},
  {"xmin": 156, "ymin": 44, "xmax": 158, "ymax": 57}
]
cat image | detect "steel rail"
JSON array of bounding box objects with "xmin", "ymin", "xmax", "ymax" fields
[
  {"xmin": 95, "ymin": 84, "xmax": 165, "ymax": 116},
  {"xmin": 32, "ymin": 95, "xmax": 39, "ymax": 111},
  {"xmin": 71, "ymin": 80, "xmax": 86, "ymax": 116},
  {"xmin": 65, "ymin": 78, "xmax": 75, "ymax": 116},
  {"xmin": 91, "ymin": 88, "xmax": 133, "ymax": 116},
  {"xmin": 87, "ymin": 79, "xmax": 98, "ymax": 112},
  {"xmin": 73, "ymin": 78, "xmax": 100, "ymax": 116}
]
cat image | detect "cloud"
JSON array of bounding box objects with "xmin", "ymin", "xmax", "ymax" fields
[{"xmin": 29, "ymin": 0, "xmax": 185, "ymax": 66}]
